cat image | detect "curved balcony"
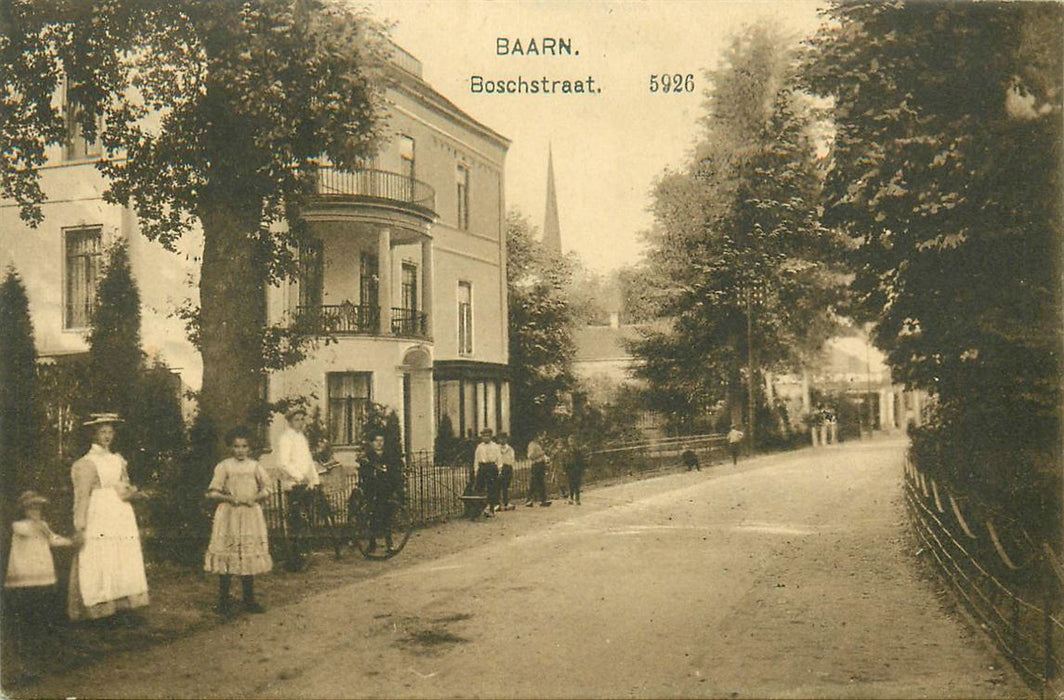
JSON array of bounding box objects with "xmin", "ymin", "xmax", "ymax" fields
[
  {"xmin": 297, "ymin": 303, "xmax": 429, "ymax": 340},
  {"xmin": 308, "ymin": 166, "xmax": 436, "ymax": 222}
]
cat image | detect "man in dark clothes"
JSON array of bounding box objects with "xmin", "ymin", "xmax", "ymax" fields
[{"xmin": 565, "ymin": 436, "xmax": 588, "ymax": 505}]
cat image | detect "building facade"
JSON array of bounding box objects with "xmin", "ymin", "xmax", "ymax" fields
[{"xmin": 0, "ymin": 45, "xmax": 511, "ymax": 462}]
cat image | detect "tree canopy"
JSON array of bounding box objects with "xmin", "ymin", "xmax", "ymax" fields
[
  {"xmin": 632, "ymin": 22, "xmax": 849, "ymax": 435},
  {"xmin": 506, "ymin": 210, "xmax": 577, "ymax": 446},
  {"xmin": 805, "ymin": 2, "xmax": 1062, "ymax": 536},
  {"xmin": 1, "ymin": 0, "xmax": 391, "ymax": 449}
]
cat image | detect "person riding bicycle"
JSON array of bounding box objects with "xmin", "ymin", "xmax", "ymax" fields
[{"xmin": 357, "ymin": 432, "xmax": 403, "ymax": 554}]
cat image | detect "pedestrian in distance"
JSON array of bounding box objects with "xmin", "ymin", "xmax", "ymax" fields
[
  {"xmin": 68, "ymin": 413, "xmax": 150, "ymax": 626},
  {"xmin": 497, "ymin": 432, "xmax": 516, "ymax": 510},
  {"xmin": 204, "ymin": 426, "xmax": 272, "ymax": 617},
  {"xmin": 727, "ymin": 424, "xmax": 745, "ymax": 466},
  {"xmin": 276, "ymin": 407, "xmax": 320, "ymax": 570},
  {"xmin": 525, "ymin": 432, "xmax": 552, "ymax": 507},
  {"xmin": 565, "ymin": 435, "xmax": 588, "ymax": 505},
  {"xmin": 4, "ymin": 490, "xmax": 73, "ymax": 684},
  {"xmin": 681, "ymin": 446, "xmax": 700, "ymax": 471},
  {"xmin": 473, "ymin": 428, "xmax": 501, "ymax": 516}
]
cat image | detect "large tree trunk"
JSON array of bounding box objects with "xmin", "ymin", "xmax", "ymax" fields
[{"xmin": 198, "ymin": 194, "xmax": 266, "ymax": 457}]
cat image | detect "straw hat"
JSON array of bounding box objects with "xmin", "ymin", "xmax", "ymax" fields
[
  {"xmin": 83, "ymin": 412, "xmax": 125, "ymax": 427},
  {"xmin": 17, "ymin": 491, "xmax": 48, "ymax": 509}
]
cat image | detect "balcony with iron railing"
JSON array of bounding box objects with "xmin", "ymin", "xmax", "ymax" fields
[
  {"xmin": 297, "ymin": 303, "xmax": 429, "ymax": 340},
  {"xmin": 308, "ymin": 165, "xmax": 436, "ymax": 219},
  {"xmin": 390, "ymin": 307, "xmax": 429, "ymax": 338}
]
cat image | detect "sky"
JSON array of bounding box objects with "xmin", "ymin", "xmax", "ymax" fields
[{"xmin": 363, "ymin": 0, "xmax": 825, "ymax": 273}]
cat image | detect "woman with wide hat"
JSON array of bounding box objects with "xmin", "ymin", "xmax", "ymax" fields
[{"xmin": 68, "ymin": 413, "xmax": 149, "ymax": 623}]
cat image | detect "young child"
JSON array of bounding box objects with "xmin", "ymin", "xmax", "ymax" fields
[
  {"xmin": 204, "ymin": 426, "xmax": 272, "ymax": 616},
  {"xmin": 4, "ymin": 490, "xmax": 72, "ymax": 683}
]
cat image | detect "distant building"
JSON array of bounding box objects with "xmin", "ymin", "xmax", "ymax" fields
[
  {"xmin": 772, "ymin": 335, "xmax": 928, "ymax": 432},
  {"xmin": 572, "ymin": 312, "xmax": 665, "ymax": 438},
  {"xmin": 0, "ymin": 44, "xmax": 512, "ymax": 461}
]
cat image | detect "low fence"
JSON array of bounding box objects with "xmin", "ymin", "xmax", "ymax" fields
[
  {"xmin": 262, "ymin": 433, "xmax": 730, "ymax": 542},
  {"xmin": 903, "ymin": 456, "xmax": 1062, "ymax": 693}
]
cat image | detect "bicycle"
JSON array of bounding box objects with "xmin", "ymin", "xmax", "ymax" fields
[
  {"xmin": 283, "ymin": 484, "xmax": 345, "ymax": 570},
  {"xmin": 345, "ymin": 485, "xmax": 414, "ymax": 560}
]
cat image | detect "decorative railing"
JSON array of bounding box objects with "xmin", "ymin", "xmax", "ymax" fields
[
  {"xmin": 312, "ymin": 166, "xmax": 436, "ymax": 211},
  {"xmin": 297, "ymin": 304, "xmax": 428, "ymax": 339},
  {"xmin": 297, "ymin": 303, "xmax": 379, "ymax": 335},
  {"xmin": 391, "ymin": 307, "xmax": 429, "ymax": 338}
]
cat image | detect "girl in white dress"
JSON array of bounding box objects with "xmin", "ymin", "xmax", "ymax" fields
[
  {"xmin": 67, "ymin": 413, "xmax": 149, "ymax": 623},
  {"xmin": 204, "ymin": 426, "xmax": 272, "ymax": 616}
]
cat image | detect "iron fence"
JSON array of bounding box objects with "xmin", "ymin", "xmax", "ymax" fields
[
  {"xmin": 260, "ymin": 433, "xmax": 731, "ymax": 546},
  {"xmin": 904, "ymin": 457, "xmax": 1062, "ymax": 693}
]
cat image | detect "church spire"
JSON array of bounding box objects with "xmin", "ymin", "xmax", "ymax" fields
[{"xmin": 543, "ymin": 144, "xmax": 562, "ymax": 254}]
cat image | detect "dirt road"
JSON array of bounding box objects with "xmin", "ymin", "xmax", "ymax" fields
[{"xmin": 29, "ymin": 439, "xmax": 1029, "ymax": 698}]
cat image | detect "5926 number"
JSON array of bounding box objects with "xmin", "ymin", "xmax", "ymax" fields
[{"xmin": 649, "ymin": 74, "xmax": 695, "ymax": 93}]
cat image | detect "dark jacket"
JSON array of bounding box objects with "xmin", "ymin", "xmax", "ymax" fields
[{"xmin": 358, "ymin": 450, "xmax": 402, "ymax": 502}]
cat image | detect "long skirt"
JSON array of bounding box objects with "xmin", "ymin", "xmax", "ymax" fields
[
  {"xmin": 204, "ymin": 503, "xmax": 272, "ymax": 576},
  {"xmin": 68, "ymin": 489, "xmax": 149, "ymax": 621}
]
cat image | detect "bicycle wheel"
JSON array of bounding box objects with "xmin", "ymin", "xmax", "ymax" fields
[
  {"xmin": 383, "ymin": 501, "xmax": 414, "ymax": 557},
  {"xmin": 315, "ymin": 492, "xmax": 345, "ymax": 561},
  {"xmin": 348, "ymin": 491, "xmax": 383, "ymax": 560},
  {"xmin": 352, "ymin": 498, "xmax": 413, "ymax": 560}
]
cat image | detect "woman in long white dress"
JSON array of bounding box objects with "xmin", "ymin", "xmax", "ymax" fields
[{"xmin": 67, "ymin": 413, "xmax": 150, "ymax": 622}]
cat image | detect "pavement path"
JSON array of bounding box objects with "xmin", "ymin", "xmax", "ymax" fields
[{"xmin": 27, "ymin": 439, "xmax": 1030, "ymax": 699}]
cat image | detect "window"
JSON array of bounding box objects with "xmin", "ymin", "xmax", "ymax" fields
[
  {"xmin": 401, "ymin": 263, "xmax": 418, "ymax": 311},
  {"xmin": 456, "ymin": 164, "xmax": 470, "ymax": 230},
  {"xmin": 457, "ymin": 281, "xmax": 473, "ymax": 355},
  {"xmin": 297, "ymin": 239, "xmax": 324, "ymax": 311},
  {"xmin": 63, "ymin": 86, "xmax": 103, "ymax": 161},
  {"xmin": 399, "ymin": 136, "xmax": 415, "ymax": 181},
  {"xmin": 433, "ymin": 377, "xmax": 511, "ymax": 445},
  {"xmin": 435, "ymin": 380, "xmax": 461, "ymax": 437},
  {"xmin": 64, "ymin": 227, "xmax": 102, "ymax": 329},
  {"xmin": 327, "ymin": 373, "xmax": 372, "ymax": 446}
]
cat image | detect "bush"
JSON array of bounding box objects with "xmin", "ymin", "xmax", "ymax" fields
[
  {"xmin": 151, "ymin": 411, "xmax": 215, "ymax": 565},
  {"xmin": 910, "ymin": 406, "xmax": 1060, "ymax": 546},
  {"xmin": 0, "ymin": 267, "xmax": 39, "ymax": 507},
  {"xmin": 434, "ymin": 415, "xmax": 463, "ymax": 465}
]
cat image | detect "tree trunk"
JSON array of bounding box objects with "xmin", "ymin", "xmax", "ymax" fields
[{"xmin": 198, "ymin": 195, "xmax": 266, "ymax": 457}]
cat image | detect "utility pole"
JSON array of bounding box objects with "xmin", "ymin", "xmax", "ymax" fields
[{"xmin": 746, "ymin": 285, "xmax": 756, "ymax": 455}]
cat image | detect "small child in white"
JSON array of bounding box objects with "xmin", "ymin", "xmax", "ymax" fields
[{"xmin": 4, "ymin": 490, "xmax": 73, "ymax": 684}]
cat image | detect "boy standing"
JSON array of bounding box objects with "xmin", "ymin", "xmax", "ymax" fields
[
  {"xmin": 497, "ymin": 433, "xmax": 516, "ymax": 510},
  {"xmin": 727, "ymin": 424, "xmax": 745, "ymax": 465},
  {"xmin": 473, "ymin": 428, "xmax": 501, "ymax": 515},
  {"xmin": 525, "ymin": 433, "xmax": 551, "ymax": 506}
]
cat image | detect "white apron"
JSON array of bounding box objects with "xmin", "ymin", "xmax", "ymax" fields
[{"xmin": 78, "ymin": 454, "xmax": 149, "ymax": 608}]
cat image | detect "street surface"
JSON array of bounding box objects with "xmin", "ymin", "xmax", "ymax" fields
[{"xmin": 31, "ymin": 439, "xmax": 1029, "ymax": 699}]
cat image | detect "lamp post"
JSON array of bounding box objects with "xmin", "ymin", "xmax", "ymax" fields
[{"xmin": 746, "ymin": 285, "xmax": 756, "ymax": 455}]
